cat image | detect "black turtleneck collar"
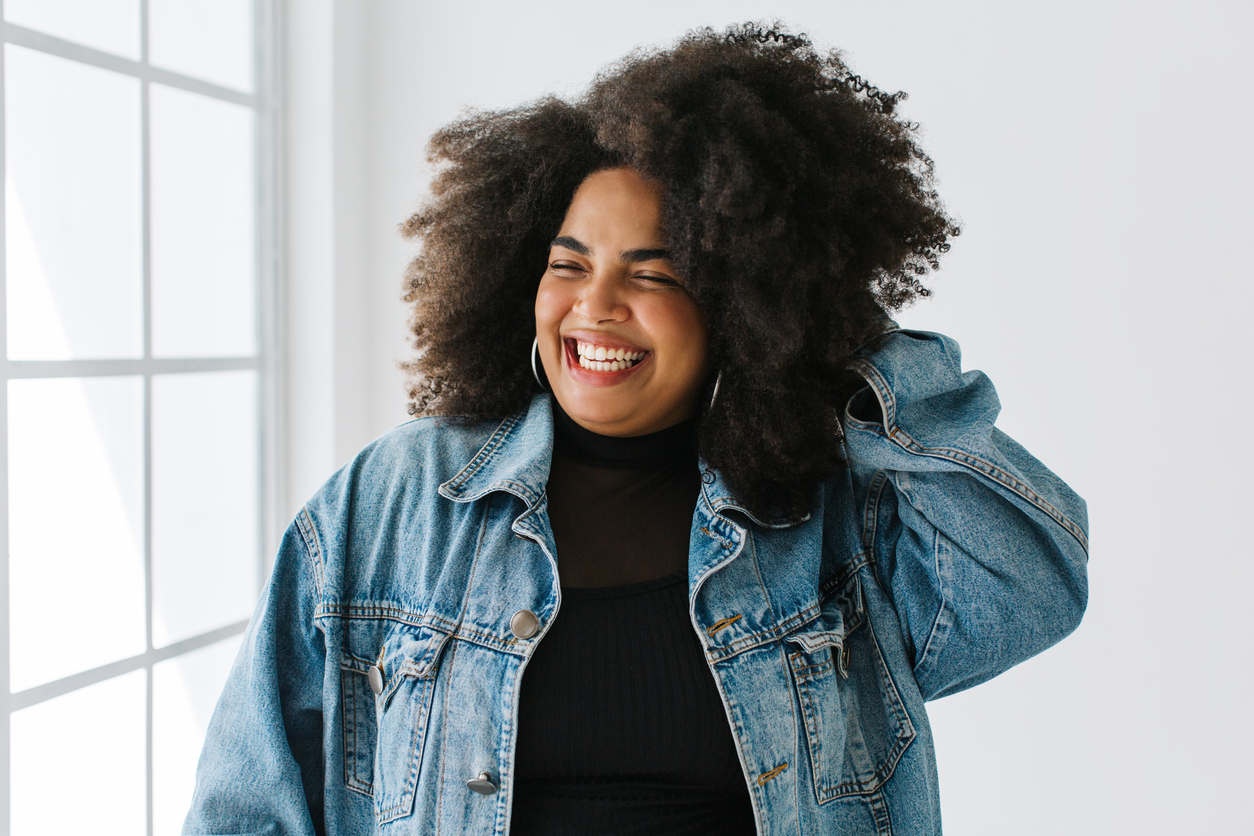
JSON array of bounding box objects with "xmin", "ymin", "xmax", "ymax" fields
[{"xmin": 551, "ymin": 397, "xmax": 698, "ymax": 470}]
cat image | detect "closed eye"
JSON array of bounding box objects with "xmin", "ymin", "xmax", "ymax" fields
[{"xmin": 636, "ymin": 273, "xmax": 682, "ymax": 287}]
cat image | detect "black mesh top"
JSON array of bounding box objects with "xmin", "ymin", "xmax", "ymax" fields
[{"xmin": 510, "ymin": 403, "xmax": 757, "ymax": 836}]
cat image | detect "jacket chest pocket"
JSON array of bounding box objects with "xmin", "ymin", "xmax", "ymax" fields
[
  {"xmin": 340, "ymin": 624, "xmax": 451, "ymax": 824},
  {"xmin": 786, "ymin": 574, "xmax": 915, "ymax": 803}
]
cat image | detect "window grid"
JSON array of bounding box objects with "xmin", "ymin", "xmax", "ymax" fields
[{"xmin": 0, "ymin": 2, "xmax": 278, "ymax": 833}]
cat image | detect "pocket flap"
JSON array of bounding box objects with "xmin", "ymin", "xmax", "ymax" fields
[
  {"xmin": 341, "ymin": 624, "xmax": 451, "ymax": 699},
  {"xmin": 787, "ymin": 573, "xmax": 865, "ymax": 650},
  {"xmin": 337, "ymin": 620, "xmax": 449, "ymax": 821},
  {"xmin": 785, "ymin": 573, "xmax": 865, "ymax": 676},
  {"xmin": 388, "ymin": 627, "xmax": 450, "ymax": 680},
  {"xmin": 787, "ymin": 627, "xmax": 848, "ymax": 654}
]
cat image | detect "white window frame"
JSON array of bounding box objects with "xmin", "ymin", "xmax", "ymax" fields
[{"xmin": 0, "ymin": 1, "xmax": 281, "ymax": 833}]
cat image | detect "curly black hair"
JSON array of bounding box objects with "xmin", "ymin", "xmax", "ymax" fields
[{"xmin": 401, "ymin": 21, "xmax": 959, "ymax": 521}]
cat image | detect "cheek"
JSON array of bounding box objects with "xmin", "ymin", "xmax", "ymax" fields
[
  {"xmin": 534, "ymin": 278, "xmax": 572, "ymax": 332},
  {"xmin": 667, "ymin": 304, "xmax": 707, "ymax": 363},
  {"xmin": 651, "ymin": 300, "xmax": 710, "ymax": 377}
]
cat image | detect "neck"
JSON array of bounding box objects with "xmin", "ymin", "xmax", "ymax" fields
[{"xmin": 551, "ymin": 398, "xmax": 698, "ymax": 469}]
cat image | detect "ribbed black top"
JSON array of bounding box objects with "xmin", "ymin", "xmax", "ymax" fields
[{"xmin": 511, "ymin": 403, "xmax": 756, "ymax": 836}]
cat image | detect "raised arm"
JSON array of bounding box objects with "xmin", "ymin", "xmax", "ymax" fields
[{"xmin": 843, "ymin": 328, "xmax": 1089, "ymax": 701}]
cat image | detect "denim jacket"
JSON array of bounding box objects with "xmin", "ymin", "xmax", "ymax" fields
[{"xmin": 184, "ymin": 328, "xmax": 1088, "ymax": 836}]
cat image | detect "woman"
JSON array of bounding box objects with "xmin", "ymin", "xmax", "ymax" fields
[{"xmin": 185, "ymin": 23, "xmax": 1088, "ymax": 836}]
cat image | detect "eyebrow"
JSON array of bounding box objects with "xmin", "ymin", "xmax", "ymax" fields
[
  {"xmin": 551, "ymin": 236, "xmax": 672, "ymax": 263},
  {"xmin": 551, "ymin": 236, "xmax": 591, "ymax": 256}
]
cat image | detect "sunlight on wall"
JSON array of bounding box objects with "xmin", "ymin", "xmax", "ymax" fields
[
  {"xmin": 4, "ymin": 176, "xmax": 71, "ymax": 358},
  {"xmin": 8, "ymin": 376, "xmax": 146, "ymax": 691},
  {"xmin": 4, "ymin": 45, "xmax": 142, "ymax": 361}
]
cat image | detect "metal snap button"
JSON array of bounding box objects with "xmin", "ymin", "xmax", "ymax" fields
[
  {"xmin": 368, "ymin": 664, "xmax": 385, "ymax": 695},
  {"xmin": 510, "ymin": 609, "xmax": 539, "ymax": 639},
  {"xmin": 466, "ymin": 771, "xmax": 497, "ymax": 795}
]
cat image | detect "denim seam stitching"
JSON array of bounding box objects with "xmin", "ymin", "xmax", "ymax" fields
[
  {"xmin": 706, "ymin": 607, "xmax": 821, "ymax": 663},
  {"xmin": 807, "ymin": 609, "xmax": 917, "ymax": 802},
  {"xmin": 294, "ymin": 508, "xmax": 325, "ymax": 595},
  {"xmin": 743, "ymin": 531, "xmax": 778, "ymax": 625},
  {"xmin": 863, "ymin": 470, "xmax": 890, "ymax": 551},
  {"xmin": 869, "ymin": 789, "xmax": 895, "ymax": 835},
  {"xmin": 441, "ymin": 413, "xmax": 542, "ymax": 505},
  {"xmin": 456, "ymin": 494, "xmax": 494, "ymax": 634},
  {"xmin": 818, "ymin": 556, "xmax": 872, "ymax": 601},
  {"xmin": 317, "ymin": 608, "xmax": 527, "ymax": 657},
  {"xmin": 700, "ymin": 479, "xmax": 808, "ymax": 529},
  {"xmin": 341, "ymin": 669, "xmax": 373, "ymax": 797},
  {"xmin": 848, "ymin": 359, "xmax": 1089, "ymax": 554},
  {"xmin": 375, "ymin": 679, "xmax": 431, "ymax": 822},
  {"xmin": 912, "ymin": 528, "xmax": 952, "ymax": 686},
  {"xmin": 446, "ymin": 414, "xmax": 519, "ymax": 486},
  {"xmin": 705, "ymin": 555, "xmax": 858, "ymax": 665},
  {"xmin": 498, "ymin": 632, "xmax": 527, "ymax": 836},
  {"xmin": 708, "ymin": 553, "xmax": 874, "ymax": 661},
  {"xmin": 323, "ymin": 605, "xmax": 452, "ymax": 622}
]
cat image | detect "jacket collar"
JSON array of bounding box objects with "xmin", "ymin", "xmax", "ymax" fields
[
  {"xmin": 437, "ymin": 395, "xmax": 555, "ymax": 509},
  {"xmin": 697, "ymin": 466, "xmax": 810, "ymax": 530},
  {"xmin": 438, "ymin": 394, "xmax": 808, "ymax": 529}
]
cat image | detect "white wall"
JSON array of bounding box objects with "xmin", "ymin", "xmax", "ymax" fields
[{"xmin": 286, "ymin": 1, "xmax": 1253, "ymax": 832}]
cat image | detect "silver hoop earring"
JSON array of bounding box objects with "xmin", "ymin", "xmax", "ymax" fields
[
  {"xmin": 707, "ymin": 371, "xmax": 722, "ymax": 411},
  {"xmin": 530, "ymin": 337, "xmax": 548, "ymax": 391}
]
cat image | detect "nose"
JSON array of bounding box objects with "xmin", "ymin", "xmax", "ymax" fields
[{"xmin": 574, "ymin": 272, "xmax": 629, "ymax": 323}]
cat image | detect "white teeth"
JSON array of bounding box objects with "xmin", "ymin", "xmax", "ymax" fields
[
  {"xmin": 573, "ymin": 341, "xmax": 647, "ymax": 372},
  {"xmin": 577, "ymin": 356, "xmax": 635, "ymax": 372}
]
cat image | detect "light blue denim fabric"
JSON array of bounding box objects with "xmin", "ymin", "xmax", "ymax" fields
[{"xmin": 184, "ymin": 328, "xmax": 1088, "ymax": 836}]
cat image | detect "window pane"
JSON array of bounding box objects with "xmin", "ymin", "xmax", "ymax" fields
[
  {"xmin": 5, "ymin": 45, "xmax": 142, "ymax": 360},
  {"xmin": 153, "ymin": 635, "xmax": 243, "ymax": 836},
  {"xmin": 152, "ymin": 371, "xmax": 258, "ymax": 646},
  {"xmin": 149, "ymin": 0, "xmax": 253, "ymax": 92},
  {"xmin": 4, "ymin": 0, "xmax": 141, "ymax": 60},
  {"xmin": 11, "ymin": 670, "xmax": 147, "ymax": 836},
  {"xmin": 8, "ymin": 378, "xmax": 146, "ymax": 691},
  {"xmin": 150, "ymin": 84, "xmax": 256, "ymax": 358}
]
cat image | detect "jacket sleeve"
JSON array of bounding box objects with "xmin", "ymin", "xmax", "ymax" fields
[
  {"xmin": 182, "ymin": 509, "xmax": 327, "ymax": 836},
  {"xmin": 842, "ymin": 328, "xmax": 1089, "ymax": 701}
]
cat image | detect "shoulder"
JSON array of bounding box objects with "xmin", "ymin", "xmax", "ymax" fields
[
  {"xmin": 303, "ymin": 414, "xmax": 505, "ymax": 523},
  {"xmin": 850, "ymin": 327, "xmax": 964, "ymax": 381},
  {"xmin": 356, "ymin": 414, "xmax": 502, "ymax": 478}
]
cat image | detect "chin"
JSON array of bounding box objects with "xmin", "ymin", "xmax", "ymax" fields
[{"xmin": 558, "ymin": 391, "xmax": 634, "ymax": 430}]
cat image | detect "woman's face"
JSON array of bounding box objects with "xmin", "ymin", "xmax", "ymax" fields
[{"xmin": 535, "ymin": 167, "xmax": 709, "ymax": 437}]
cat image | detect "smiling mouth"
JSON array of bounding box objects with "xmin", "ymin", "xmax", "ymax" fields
[{"xmin": 565, "ymin": 339, "xmax": 649, "ymax": 373}]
